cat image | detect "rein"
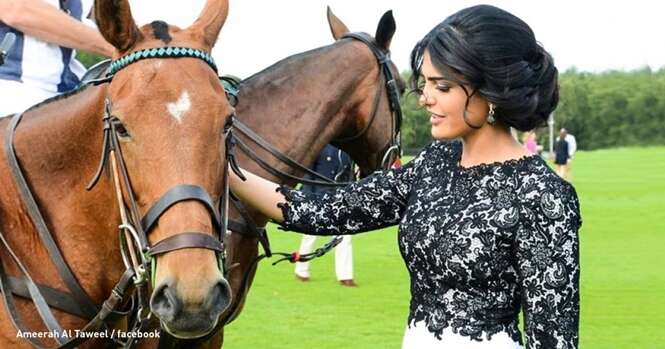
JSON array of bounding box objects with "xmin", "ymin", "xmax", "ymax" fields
[
  {"xmin": 0, "ymin": 46, "xmax": 232, "ymax": 348},
  {"xmin": 213, "ymin": 32, "xmax": 404, "ymax": 328},
  {"xmin": 225, "ymin": 32, "xmax": 403, "ymax": 189},
  {"xmin": 337, "ymin": 32, "xmax": 403, "ymax": 169}
]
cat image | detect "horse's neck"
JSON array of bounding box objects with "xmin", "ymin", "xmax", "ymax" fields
[
  {"xmin": 4, "ymin": 86, "xmax": 123, "ymax": 300},
  {"xmin": 14, "ymin": 86, "xmax": 108, "ymax": 190},
  {"xmin": 236, "ymin": 45, "xmax": 368, "ymax": 180}
]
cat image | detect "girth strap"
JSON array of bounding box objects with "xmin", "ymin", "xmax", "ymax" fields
[
  {"xmin": 141, "ymin": 184, "xmax": 221, "ymax": 233},
  {"xmin": 146, "ymin": 232, "xmax": 224, "ymax": 257}
]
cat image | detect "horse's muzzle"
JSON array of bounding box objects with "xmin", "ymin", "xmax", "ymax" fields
[{"xmin": 150, "ymin": 277, "xmax": 232, "ymax": 338}]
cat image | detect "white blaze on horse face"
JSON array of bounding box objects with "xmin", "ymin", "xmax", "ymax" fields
[{"xmin": 167, "ymin": 91, "xmax": 191, "ymax": 124}]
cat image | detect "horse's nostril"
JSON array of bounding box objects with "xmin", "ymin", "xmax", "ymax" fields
[
  {"xmin": 206, "ymin": 279, "xmax": 232, "ymax": 315},
  {"xmin": 150, "ymin": 283, "xmax": 182, "ymax": 322}
]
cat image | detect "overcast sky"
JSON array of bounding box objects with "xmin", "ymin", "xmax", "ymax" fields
[{"xmin": 129, "ymin": 0, "xmax": 665, "ymax": 79}]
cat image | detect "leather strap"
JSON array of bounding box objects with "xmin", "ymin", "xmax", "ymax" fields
[
  {"xmin": 0, "ymin": 233, "xmax": 66, "ymax": 345},
  {"xmin": 227, "ymin": 218, "xmax": 249, "ymax": 234},
  {"xmin": 233, "ymin": 133, "xmax": 347, "ymax": 187},
  {"xmin": 141, "ymin": 184, "xmax": 221, "ymax": 233},
  {"xmin": 2, "ymin": 276, "xmax": 89, "ymax": 319},
  {"xmin": 1, "ymin": 112, "xmax": 147, "ymax": 348},
  {"xmin": 147, "ymin": 232, "xmax": 224, "ymax": 257},
  {"xmin": 336, "ymin": 32, "xmax": 403, "ymax": 158},
  {"xmin": 233, "ymin": 120, "xmax": 346, "ymax": 186},
  {"xmin": 0, "ymin": 234, "xmax": 137, "ymax": 348},
  {"xmin": 4, "ymin": 112, "xmax": 99, "ymax": 319},
  {"xmin": 229, "ymin": 194, "xmax": 271, "ymax": 256}
]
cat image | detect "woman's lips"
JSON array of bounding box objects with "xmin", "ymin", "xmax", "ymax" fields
[{"xmin": 430, "ymin": 113, "xmax": 445, "ymax": 126}]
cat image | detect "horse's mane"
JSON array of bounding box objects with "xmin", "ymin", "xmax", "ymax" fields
[
  {"xmin": 24, "ymin": 84, "xmax": 91, "ymax": 113},
  {"xmin": 242, "ymin": 41, "xmax": 344, "ymax": 83}
]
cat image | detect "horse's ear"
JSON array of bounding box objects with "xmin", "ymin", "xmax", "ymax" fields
[
  {"xmin": 94, "ymin": 0, "xmax": 141, "ymax": 52},
  {"xmin": 188, "ymin": 0, "xmax": 229, "ymax": 48},
  {"xmin": 375, "ymin": 10, "xmax": 396, "ymax": 51},
  {"xmin": 327, "ymin": 6, "xmax": 349, "ymax": 41}
]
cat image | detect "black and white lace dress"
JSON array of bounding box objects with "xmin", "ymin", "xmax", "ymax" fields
[{"xmin": 277, "ymin": 140, "xmax": 581, "ymax": 349}]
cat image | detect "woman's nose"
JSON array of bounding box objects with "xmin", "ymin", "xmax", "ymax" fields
[{"xmin": 419, "ymin": 91, "xmax": 432, "ymax": 107}]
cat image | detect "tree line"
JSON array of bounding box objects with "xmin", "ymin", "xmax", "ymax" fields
[{"xmin": 400, "ymin": 68, "xmax": 665, "ymax": 151}]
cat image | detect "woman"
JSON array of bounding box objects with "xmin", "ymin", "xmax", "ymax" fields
[
  {"xmin": 230, "ymin": 5, "xmax": 581, "ymax": 349},
  {"xmin": 523, "ymin": 131, "xmax": 539, "ymax": 155}
]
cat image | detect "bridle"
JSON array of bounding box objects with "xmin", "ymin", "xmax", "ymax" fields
[
  {"xmin": 334, "ymin": 32, "xmax": 403, "ymax": 170},
  {"xmin": 0, "ymin": 46, "xmax": 233, "ymax": 348},
  {"xmin": 212, "ymin": 32, "xmax": 405, "ymax": 327},
  {"xmin": 93, "ymin": 45, "xmax": 234, "ymax": 311},
  {"xmin": 220, "ymin": 30, "xmax": 404, "ymax": 255},
  {"xmin": 226, "ymin": 31, "xmax": 403, "ymax": 191}
]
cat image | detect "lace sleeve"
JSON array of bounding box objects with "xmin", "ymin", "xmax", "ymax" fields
[
  {"xmin": 517, "ymin": 182, "xmax": 582, "ymax": 349},
  {"xmin": 275, "ymin": 144, "xmax": 434, "ymax": 236}
]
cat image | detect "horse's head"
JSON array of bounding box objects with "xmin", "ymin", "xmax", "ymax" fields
[
  {"xmin": 95, "ymin": 0, "xmax": 232, "ymax": 338},
  {"xmin": 327, "ymin": 8, "xmax": 405, "ymax": 177}
]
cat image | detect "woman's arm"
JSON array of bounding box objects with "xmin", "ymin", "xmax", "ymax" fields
[
  {"xmin": 0, "ymin": 0, "xmax": 114, "ymax": 57},
  {"xmin": 517, "ymin": 183, "xmax": 582, "ymax": 348},
  {"xmin": 229, "ymin": 143, "xmax": 431, "ymax": 236},
  {"xmin": 229, "ymin": 167, "xmax": 286, "ymax": 223}
]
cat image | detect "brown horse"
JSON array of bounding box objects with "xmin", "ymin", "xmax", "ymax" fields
[
  {"xmin": 196, "ymin": 8, "xmax": 405, "ymax": 347},
  {"xmin": 0, "ymin": 0, "xmax": 234, "ymax": 347}
]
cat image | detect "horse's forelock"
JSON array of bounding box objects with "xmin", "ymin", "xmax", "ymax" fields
[{"xmin": 150, "ymin": 21, "xmax": 173, "ymax": 44}]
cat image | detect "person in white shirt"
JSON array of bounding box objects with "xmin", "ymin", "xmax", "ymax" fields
[{"xmin": 0, "ymin": 0, "xmax": 114, "ymax": 116}]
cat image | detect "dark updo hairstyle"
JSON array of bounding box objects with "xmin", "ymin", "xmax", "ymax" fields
[{"xmin": 410, "ymin": 5, "xmax": 558, "ymax": 131}]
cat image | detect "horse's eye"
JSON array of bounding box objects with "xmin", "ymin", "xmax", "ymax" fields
[{"xmin": 112, "ymin": 119, "xmax": 131, "ymax": 139}]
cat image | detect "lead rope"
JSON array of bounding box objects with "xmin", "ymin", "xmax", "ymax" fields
[
  {"xmin": 223, "ymin": 123, "xmax": 349, "ymax": 265},
  {"xmin": 270, "ymin": 236, "xmax": 344, "ymax": 265}
]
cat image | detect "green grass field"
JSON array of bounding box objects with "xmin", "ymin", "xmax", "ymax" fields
[{"xmin": 223, "ymin": 146, "xmax": 665, "ymax": 349}]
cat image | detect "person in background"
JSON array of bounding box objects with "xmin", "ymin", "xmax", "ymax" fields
[
  {"xmin": 0, "ymin": 0, "xmax": 114, "ymax": 116},
  {"xmin": 563, "ymin": 128, "xmax": 577, "ymax": 179},
  {"xmin": 522, "ymin": 131, "xmax": 538, "ymax": 155},
  {"xmin": 555, "ymin": 128, "xmax": 570, "ymax": 179},
  {"xmin": 294, "ymin": 144, "xmax": 357, "ymax": 287}
]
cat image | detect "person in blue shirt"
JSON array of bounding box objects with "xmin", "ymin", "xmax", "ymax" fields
[
  {"xmin": 0, "ymin": 0, "xmax": 114, "ymax": 116},
  {"xmin": 294, "ymin": 144, "xmax": 358, "ymax": 287},
  {"xmin": 554, "ymin": 128, "xmax": 571, "ymax": 180}
]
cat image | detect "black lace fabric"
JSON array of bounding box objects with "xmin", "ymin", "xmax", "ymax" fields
[{"xmin": 277, "ymin": 140, "xmax": 581, "ymax": 348}]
